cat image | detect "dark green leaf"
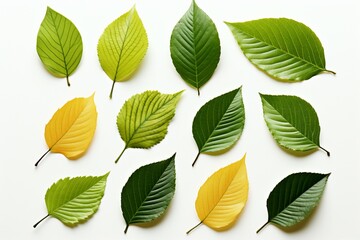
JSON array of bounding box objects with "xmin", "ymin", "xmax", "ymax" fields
[
  {"xmin": 192, "ymin": 87, "xmax": 245, "ymax": 166},
  {"xmin": 170, "ymin": 0, "xmax": 220, "ymax": 95},
  {"xmin": 121, "ymin": 154, "xmax": 176, "ymax": 233},
  {"xmin": 257, "ymin": 172, "xmax": 330, "ymax": 233}
]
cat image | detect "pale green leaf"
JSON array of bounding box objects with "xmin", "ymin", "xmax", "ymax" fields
[
  {"xmin": 33, "ymin": 173, "xmax": 109, "ymax": 228},
  {"xmin": 192, "ymin": 87, "xmax": 245, "ymax": 166},
  {"xmin": 115, "ymin": 90, "xmax": 183, "ymax": 163},
  {"xmin": 36, "ymin": 7, "xmax": 83, "ymax": 86},
  {"xmin": 170, "ymin": 0, "xmax": 220, "ymax": 95},
  {"xmin": 121, "ymin": 154, "xmax": 176, "ymax": 233},
  {"xmin": 226, "ymin": 18, "xmax": 335, "ymax": 81},
  {"xmin": 97, "ymin": 6, "xmax": 148, "ymax": 99},
  {"xmin": 257, "ymin": 172, "xmax": 330, "ymax": 233},
  {"xmin": 260, "ymin": 94, "xmax": 329, "ymax": 156}
]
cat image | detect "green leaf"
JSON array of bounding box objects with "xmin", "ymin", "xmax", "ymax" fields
[
  {"xmin": 121, "ymin": 154, "xmax": 176, "ymax": 233},
  {"xmin": 97, "ymin": 6, "xmax": 148, "ymax": 99},
  {"xmin": 33, "ymin": 173, "xmax": 109, "ymax": 228},
  {"xmin": 170, "ymin": 0, "xmax": 220, "ymax": 95},
  {"xmin": 192, "ymin": 87, "xmax": 245, "ymax": 166},
  {"xmin": 36, "ymin": 7, "xmax": 83, "ymax": 87},
  {"xmin": 225, "ymin": 18, "xmax": 335, "ymax": 81},
  {"xmin": 260, "ymin": 94, "xmax": 329, "ymax": 156},
  {"xmin": 115, "ymin": 90, "xmax": 183, "ymax": 163},
  {"xmin": 257, "ymin": 172, "xmax": 330, "ymax": 233}
]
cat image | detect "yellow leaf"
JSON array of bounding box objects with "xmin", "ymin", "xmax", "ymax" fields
[
  {"xmin": 35, "ymin": 94, "xmax": 97, "ymax": 166},
  {"xmin": 188, "ymin": 155, "xmax": 248, "ymax": 233}
]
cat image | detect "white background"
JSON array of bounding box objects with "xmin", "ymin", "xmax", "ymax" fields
[{"xmin": 0, "ymin": 0, "xmax": 359, "ymax": 239}]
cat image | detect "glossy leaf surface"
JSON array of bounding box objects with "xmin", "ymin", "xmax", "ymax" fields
[
  {"xmin": 170, "ymin": 0, "xmax": 220, "ymax": 95},
  {"xmin": 121, "ymin": 154, "xmax": 176, "ymax": 233},
  {"xmin": 260, "ymin": 94, "xmax": 329, "ymax": 156},
  {"xmin": 226, "ymin": 18, "xmax": 334, "ymax": 81},
  {"xmin": 192, "ymin": 87, "xmax": 245, "ymax": 166},
  {"xmin": 257, "ymin": 172, "xmax": 330, "ymax": 233}
]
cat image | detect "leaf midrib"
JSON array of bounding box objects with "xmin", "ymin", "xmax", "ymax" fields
[
  {"xmin": 125, "ymin": 93, "xmax": 179, "ymax": 146},
  {"xmin": 263, "ymin": 98, "xmax": 318, "ymax": 147},
  {"xmin": 201, "ymin": 165, "xmax": 241, "ymax": 223},
  {"xmin": 200, "ymin": 90, "xmax": 239, "ymax": 152},
  {"xmin": 127, "ymin": 161, "xmax": 173, "ymax": 224},
  {"xmin": 49, "ymin": 176, "xmax": 106, "ymax": 215},
  {"xmin": 48, "ymin": 100, "xmax": 89, "ymax": 150},
  {"xmin": 237, "ymin": 24, "xmax": 326, "ymax": 72},
  {"xmin": 191, "ymin": 2, "xmax": 199, "ymax": 90},
  {"xmin": 49, "ymin": 10, "xmax": 69, "ymax": 77},
  {"xmin": 113, "ymin": 10, "xmax": 132, "ymax": 81},
  {"xmin": 270, "ymin": 176, "xmax": 326, "ymax": 223}
]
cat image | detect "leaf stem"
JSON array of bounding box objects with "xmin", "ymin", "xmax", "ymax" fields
[
  {"xmin": 256, "ymin": 221, "xmax": 269, "ymax": 234},
  {"xmin": 124, "ymin": 224, "xmax": 129, "ymax": 234},
  {"xmin": 324, "ymin": 69, "xmax": 336, "ymax": 75},
  {"xmin": 197, "ymin": 88, "xmax": 200, "ymax": 96},
  {"xmin": 35, "ymin": 149, "xmax": 51, "ymax": 167},
  {"xmin": 109, "ymin": 80, "xmax": 116, "ymax": 99},
  {"xmin": 66, "ymin": 75, "xmax": 70, "ymax": 87},
  {"xmin": 33, "ymin": 214, "xmax": 50, "ymax": 228},
  {"xmin": 115, "ymin": 146, "xmax": 127, "ymax": 164},
  {"xmin": 319, "ymin": 146, "xmax": 330, "ymax": 157},
  {"xmin": 186, "ymin": 221, "xmax": 202, "ymax": 234},
  {"xmin": 192, "ymin": 152, "xmax": 201, "ymax": 167}
]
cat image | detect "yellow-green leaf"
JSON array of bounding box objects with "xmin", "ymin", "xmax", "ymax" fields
[
  {"xmin": 33, "ymin": 173, "xmax": 109, "ymax": 228},
  {"xmin": 187, "ymin": 155, "xmax": 248, "ymax": 233},
  {"xmin": 35, "ymin": 94, "xmax": 97, "ymax": 166},
  {"xmin": 97, "ymin": 6, "xmax": 148, "ymax": 99},
  {"xmin": 115, "ymin": 90, "xmax": 183, "ymax": 163}
]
